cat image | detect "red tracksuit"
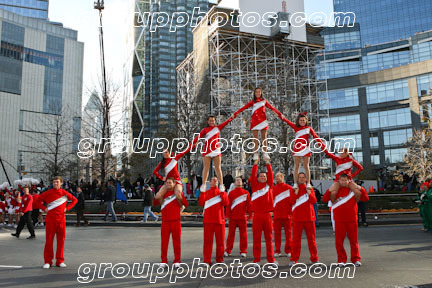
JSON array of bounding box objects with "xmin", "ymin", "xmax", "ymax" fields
[
  {"xmin": 273, "ymin": 183, "xmax": 293, "ymax": 255},
  {"xmin": 250, "ymin": 164, "xmax": 275, "ymax": 263},
  {"xmin": 39, "ymin": 188, "xmax": 77, "ymax": 265},
  {"xmin": 157, "ymin": 190, "xmax": 189, "ymax": 264},
  {"xmin": 225, "ymin": 188, "xmax": 251, "ymax": 255},
  {"xmin": 290, "ymin": 184, "xmax": 318, "ymax": 262},
  {"xmin": 199, "ymin": 186, "xmax": 228, "ymax": 264},
  {"xmin": 332, "ymin": 187, "xmax": 369, "ymax": 263}
]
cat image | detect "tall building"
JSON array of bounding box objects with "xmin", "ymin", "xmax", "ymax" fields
[
  {"xmin": 0, "ymin": 0, "xmax": 48, "ymax": 19},
  {"xmin": 131, "ymin": 0, "xmax": 210, "ymax": 174},
  {"xmin": 0, "ymin": 9, "xmax": 84, "ymax": 183},
  {"xmin": 319, "ymin": 1, "xmax": 432, "ymax": 171}
]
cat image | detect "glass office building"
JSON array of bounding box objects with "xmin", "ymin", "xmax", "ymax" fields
[
  {"xmin": 319, "ymin": 1, "xmax": 432, "ymax": 169},
  {"xmin": 0, "ymin": 0, "xmax": 48, "ymax": 19}
]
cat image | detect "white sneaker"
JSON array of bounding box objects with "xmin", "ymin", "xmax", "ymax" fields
[
  {"xmin": 286, "ymin": 253, "xmax": 291, "ymax": 258},
  {"xmin": 292, "ymin": 183, "xmax": 298, "ymax": 189},
  {"xmin": 354, "ymin": 261, "xmax": 362, "ymax": 267},
  {"xmin": 338, "ymin": 262, "xmax": 346, "ymax": 267},
  {"xmin": 140, "ymin": 219, "xmax": 147, "ymax": 223},
  {"xmin": 200, "ymin": 184, "xmax": 206, "ymax": 192},
  {"xmin": 173, "ymin": 263, "xmax": 181, "ymax": 268},
  {"xmin": 252, "ymin": 152, "xmax": 259, "ymax": 161},
  {"xmin": 288, "ymin": 261, "xmax": 297, "ymax": 267},
  {"xmin": 262, "ymin": 152, "xmax": 270, "ymax": 161},
  {"xmin": 159, "ymin": 263, "xmax": 168, "ymax": 269},
  {"xmin": 274, "ymin": 253, "xmax": 280, "ymax": 258},
  {"xmin": 240, "ymin": 253, "xmax": 247, "ymax": 258},
  {"xmin": 224, "ymin": 252, "xmax": 230, "ymax": 257},
  {"xmin": 58, "ymin": 263, "xmax": 67, "ymax": 268},
  {"xmin": 7, "ymin": 223, "xmax": 12, "ymax": 227},
  {"xmin": 40, "ymin": 223, "xmax": 44, "ymax": 227},
  {"xmin": 219, "ymin": 184, "xmax": 226, "ymax": 192},
  {"xmin": 42, "ymin": 263, "xmax": 50, "ymax": 269}
]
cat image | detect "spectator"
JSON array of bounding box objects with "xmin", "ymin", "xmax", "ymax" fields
[
  {"xmin": 123, "ymin": 176, "xmax": 132, "ymax": 198},
  {"xmin": 310, "ymin": 181, "xmax": 321, "ymax": 228},
  {"xmin": 75, "ymin": 187, "xmax": 89, "ymax": 227},
  {"xmin": 136, "ymin": 174, "xmax": 144, "ymax": 187},
  {"xmin": 142, "ymin": 184, "xmax": 158, "ymax": 222},
  {"xmin": 103, "ymin": 180, "xmax": 117, "ymax": 222},
  {"xmin": 356, "ymin": 180, "xmax": 368, "ymax": 227}
]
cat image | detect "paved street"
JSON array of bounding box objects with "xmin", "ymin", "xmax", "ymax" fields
[{"xmin": 0, "ymin": 224, "xmax": 431, "ymax": 288}]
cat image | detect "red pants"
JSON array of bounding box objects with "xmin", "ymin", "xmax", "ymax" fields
[
  {"xmin": 274, "ymin": 218, "xmax": 292, "ymax": 254},
  {"xmin": 290, "ymin": 221, "xmax": 318, "ymax": 262},
  {"xmin": 252, "ymin": 212, "xmax": 274, "ymax": 263},
  {"xmin": 203, "ymin": 223, "xmax": 225, "ymax": 264},
  {"xmin": 225, "ymin": 219, "xmax": 248, "ymax": 254},
  {"xmin": 44, "ymin": 219, "xmax": 66, "ymax": 265},
  {"xmin": 161, "ymin": 220, "xmax": 181, "ymax": 264},
  {"xmin": 335, "ymin": 221, "xmax": 360, "ymax": 263}
]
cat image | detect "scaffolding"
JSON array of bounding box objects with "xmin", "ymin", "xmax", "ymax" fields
[{"xmin": 178, "ymin": 25, "xmax": 330, "ymax": 180}]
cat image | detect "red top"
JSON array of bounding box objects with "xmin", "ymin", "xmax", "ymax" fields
[
  {"xmin": 234, "ymin": 98, "xmax": 281, "ymax": 131},
  {"xmin": 278, "ymin": 115, "xmax": 324, "ymax": 157},
  {"xmin": 31, "ymin": 194, "xmax": 44, "ymax": 210},
  {"xmin": 189, "ymin": 116, "xmax": 236, "ymax": 157},
  {"xmin": 21, "ymin": 194, "xmax": 33, "ymax": 213},
  {"xmin": 153, "ymin": 145, "xmax": 192, "ymax": 182},
  {"xmin": 331, "ymin": 186, "xmax": 358, "ymax": 222},
  {"xmin": 38, "ymin": 188, "xmax": 77, "ymax": 221},
  {"xmin": 289, "ymin": 184, "xmax": 316, "ymax": 222},
  {"xmin": 324, "ymin": 150, "xmax": 363, "ymax": 181},
  {"xmin": 6, "ymin": 193, "xmax": 19, "ymax": 209},
  {"xmin": 250, "ymin": 164, "xmax": 274, "ymax": 213},
  {"xmin": 198, "ymin": 186, "xmax": 228, "ymax": 224},
  {"xmin": 272, "ymin": 183, "xmax": 293, "ymax": 219},
  {"xmin": 226, "ymin": 187, "xmax": 252, "ymax": 220},
  {"xmin": 156, "ymin": 190, "xmax": 189, "ymax": 222}
]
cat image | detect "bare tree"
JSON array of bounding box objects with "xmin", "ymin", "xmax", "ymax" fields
[{"xmin": 397, "ymin": 128, "xmax": 432, "ymax": 182}]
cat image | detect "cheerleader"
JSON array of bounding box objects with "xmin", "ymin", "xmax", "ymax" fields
[
  {"xmin": 323, "ymin": 147, "xmax": 363, "ymax": 203},
  {"xmin": 153, "ymin": 147, "xmax": 191, "ymax": 200},
  {"xmin": 234, "ymin": 87, "xmax": 282, "ymax": 161},
  {"xmin": 190, "ymin": 115, "xmax": 237, "ymax": 192},
  {"xmin": 278, "ymin": 113, "xmax": 323, "ymax": 191}
]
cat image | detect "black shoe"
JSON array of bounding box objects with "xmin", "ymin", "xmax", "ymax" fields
[
  {"xmin": 27, "ymin": 235, "xmax": 36, "ymax": 239},
  {"xmin": 11, "ymin": 233, "xmax": 19, "ymax": 238}
]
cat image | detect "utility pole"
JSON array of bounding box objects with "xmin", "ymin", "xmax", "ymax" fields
[{"xmin": 94, "ymin": 0, "xmax": 110, "ymax": 182}]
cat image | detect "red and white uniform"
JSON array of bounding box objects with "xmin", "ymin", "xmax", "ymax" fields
[
  {"xmin": 279, "ymin": 116, "xmax": 323, "ymax": 157},
  {"xmin": 225, "ymin": 187, "xmax": 251, "ymax": 255},
  {"xmin": 157, "ymin": 190, "xmax": 189, "ymax": 264},
  {"xmin": 331, "ymin": 187, "xmax": 369, "ymax": 263},
  {"xmin": 190, "ymin": 116, "xmax": 235, "ymax": 157},
  {"xmin": 289, "ymin": 184, "xmax": 318, "ymax": 263},
  {"xmin": 324, "ymin": 150, "xmax": 363, "ymax": 181},
  {"xmin": 272, "ymin": 183, "xmax": 293, "ymax": 255},
  {"xmin": 153, "ymin": 147, "xmax": 191, "ymax": 185},
  {"xmin": 234, "ymin": 98, "xmax": 280, "ymax": 131},
  {"xmin": 250, "ymin": 163, "xmax": 275, "ymax": 263},
  {"xmin": 199, "ymin": 186, "xmax": 228, "ymax": 264},
  {"xmin": 6, "ymin": 192, "xmax": 19, "ymax": 214},
  {"xmin": 0, "ymin": 200, "xmax": 5, "ymax": 214},
  {"xmin": 38, "ymin": 188, "xmax": 77, "ymax": 265}
]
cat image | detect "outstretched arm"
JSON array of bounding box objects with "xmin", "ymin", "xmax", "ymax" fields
[
  {"xmin": 265, "ymin": 101, "xmax": 283, "ymax": 118},
  {"xmin": 233, "ymin": 100, "xmax": 254, "ymax": 117},
  {"xmin": 175, "ymin": 129, "xmax": 206, "ymax": 161},
  {"xmin": 279, "ymin": 115, "xmax": 297, "ymax": 130},
  {"xmin": 218, "ymin": 115, "xmax": 236, "ymax": 131}
]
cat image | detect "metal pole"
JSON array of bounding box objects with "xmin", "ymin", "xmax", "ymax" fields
[{"xmin": 0, "ymin": 156, "xmax": 12, "ymax": 186}]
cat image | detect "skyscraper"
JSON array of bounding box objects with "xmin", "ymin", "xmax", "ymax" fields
[
  {"xmin": 0, "ymin": 0, "xmax": 49, "ymax": 20},
  {"xmin": 319, "ymin": 1, "xmax": 432, "ymax": 170}
]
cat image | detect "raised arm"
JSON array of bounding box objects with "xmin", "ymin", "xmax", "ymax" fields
[
  {"xmin": 250, "ymin": 164, "xmax": 258, "ymax": 187},
  {"xmin": 175, "ymin": 129, "xmax": 206, "ymax": 160},
  {"xmin": 266, "ymin": 163, "xmax": 274, "ymax": 187}
]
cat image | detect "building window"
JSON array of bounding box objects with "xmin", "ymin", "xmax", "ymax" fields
[
  {"xmin": 369, "ymin": 136, "xmax": 379, "ymax": 149},
  {"xmin": 331, "ymin": 134, "xmax": 362, "ymax": 151},
  {"xmin": 384, "ymin": 148, "xmax": 407, "ymax": 164},
  {"xmin": 320, "ymin": 88, "xmax": 359, "ymax": 110},
  {"xmin": 383, "ymin": 128, "xmax": 412, "ymax": 147},
  {"xmin": 366, "ymin": 79, "xmax": 409, "ymax": 104},
  {"xmin": 417, "ymin": 73, "xmax": 432, "ymax": 96},
  {"xmin": 320, "ymin": 114, "xmax": 361, "ymax": 133},
  {"xmin": 368, "ymin": 108, "xmax": 411, "ymax": 129},
  {"xmin": 371, "ymin": 154, "xmax": 380, "ymax": 165}
]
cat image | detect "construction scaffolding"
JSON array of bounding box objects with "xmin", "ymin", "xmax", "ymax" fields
[{"xmin": 177, "ymin": 23, "xmax": 330, "ymax": 180}]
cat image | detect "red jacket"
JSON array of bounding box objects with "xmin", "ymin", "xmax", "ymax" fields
[
  {"xmin": 157, "ymin": 190, "xmax": 189, "ymax": 222},
  {"xmin": 250, "ymin": 164, "xmax": 274, "ymax": 213},
  {"xmin": 199, "ymin": 186, "xmax": 228, "ymax": 224},
  {"xmin": 226, "ymin": 188, "xmax": 251, "ymax": 220},
  {"xmin": 273, "ymin": 183, "xmax": 293, "ymax": 219},
  {"xmin": 332, "ymin": 187, "xmax": 359, "ymax": 222},
  {"xmin": 38, "ymin": 188, "xmax": 77, "ymax": 221},
  {"xmin": 31, "ymin": 194, "xmax": 44, "ymax": 210},
  {"xmin": 21, "ymin": 194, "xmax": 33, "ymax": 213},
  {"xmin": 289, "ymin": 184, "xmax": 316, "ymax": 222},
  {"xmin": 324, "ymin": 150, "xmax": 363, "ymax": 181}
]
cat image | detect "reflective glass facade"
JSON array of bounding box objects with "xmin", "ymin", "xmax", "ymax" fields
[
  {"xmin": 333, "ymin": 0, "xmax": 432, "ymax": 46},
  {"xmin": 368, "ymin": 108, "xmax": 411, "ymax": 130},
  {"xmin": 0, "ymin": 0, "xmax": 48, "ymax": 19},
  {"xmin": 319, "ymin": 88, "xmax": 358, "ymax": 109},
  {"xmin": 366, "ymin": 79, "xmax": 409, "ymax": 104}
]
